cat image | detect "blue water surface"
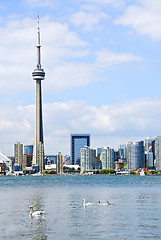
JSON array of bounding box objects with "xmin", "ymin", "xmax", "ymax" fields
[{"xmin": 0, "ymin": 175, "xmax": 161, "ymax": 239}]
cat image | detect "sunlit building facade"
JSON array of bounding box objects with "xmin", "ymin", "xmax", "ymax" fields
[
  {"xmin": 56, "ymin": 152, "xmax": 63, "ymax": 174},
  {"xmin": 155, "ymin": 135, "xmax": 161, "ymax": 172},
  {"xmin": 14, "ymin": 141, "xmax": 23, "ymax": 169},
  {"xmin": 80, "ymin": 146, "xmax": 93, "ymax": 172},
  {"xmin": 100, "ymin": 147, "xmax": 115, "ymax": 170}
]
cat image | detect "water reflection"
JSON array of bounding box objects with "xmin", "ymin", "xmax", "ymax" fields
[{"xmin": 29, "ymin": 188, "xmax": 47, "ymax": 240}]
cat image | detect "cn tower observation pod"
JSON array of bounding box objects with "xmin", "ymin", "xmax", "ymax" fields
[{"xmin": 32, "ymin": 68, "xmax": 45, "ymax": 80}]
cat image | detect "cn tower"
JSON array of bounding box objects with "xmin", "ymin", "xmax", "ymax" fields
[{"xmin": 32, "ymin": 15, "xmax": 45, "ymax": 173}]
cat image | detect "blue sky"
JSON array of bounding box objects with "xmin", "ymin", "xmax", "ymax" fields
[{"xmin": 0, "ymin": 0, "xmax": 161, "ymax": 155}]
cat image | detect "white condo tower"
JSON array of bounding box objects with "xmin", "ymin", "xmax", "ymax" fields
[{"xmin": 32, "ymin": 15, "xmax": 45, "ymax": 173}]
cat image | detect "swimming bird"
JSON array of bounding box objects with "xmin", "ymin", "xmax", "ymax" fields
[
  {"xmin": 29, "ymin": 206, "xmax": 45, "ymax": 217},
  {"xmin": 83, "ymin": 199, "xmax": 93, "ymax": 206},
  {"xmin": 106, "ymin": 201, "xmax": 113, "ymax": 205},
  {"xmin": 99, "ymin": 201, "xmax": 113, "ymax": 206},
  {"xmin": 98, "ymin": 201, "xmax": 102, "ymax": 205}
]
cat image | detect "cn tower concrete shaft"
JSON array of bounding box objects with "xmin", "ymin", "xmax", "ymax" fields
[{"xmin": 32, "ymin": 16, "xmax": 45, "ymax": 173}]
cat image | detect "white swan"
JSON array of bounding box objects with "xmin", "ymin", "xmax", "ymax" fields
[
  {"xmin": 83, "ymin": 199, "xmax": 93, "ymax": 206},
  {"xmin": 29, "ymin": 206, "xmax": 45, "ymax": 217}
]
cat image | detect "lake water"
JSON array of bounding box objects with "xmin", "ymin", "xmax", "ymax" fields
[{"xmin": 0, "ymin": 175, "xmax": 161, "ymax": 240}]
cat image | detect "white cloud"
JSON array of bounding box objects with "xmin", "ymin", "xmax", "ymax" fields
[
  {"xmin": 69, "ymin": 11, "xmax": 109, "ymax": 30},
  {"xmin": 0, "ymin": 16, "xmax": 141, "ymax": 96},
  {"xmin": 0, "ymin": 17, "xmax": 88, "ymax": 94},
  {"xmin": 82, "ymin": 0, "xmax": 124, "ymax": 8},
  {"xmin": 1, "ymin": 99, "xmax": 161, "ymax": 155},
  {"xmin": 45, "ymin": 62, "xmax": 96, "ymax": 92},
  {"xmin": 114, "ymin": 0, "xmax": 161, "ymax": 39},
  {"xmin": 95, "ymin": 49, "xmax": 142, "ymax": 67},
  {"xmin": 23, "ymin": 0, "xmax": 57, "ymax": 8}
]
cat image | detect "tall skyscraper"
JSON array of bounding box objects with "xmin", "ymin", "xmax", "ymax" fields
[
  {"xmin": 32, "ymin": 16, "xmax": 45, "ymax": 173},
  {"xmin": 118, "ymin": 144, "xmax": 127, "ymax": 160},
  {"xmin": 14, "ymin": 141, "xmax": 23, "ymax": 169},
  {"xmin": 80, "ymin": 146, "xmax": 93, "ymax": 172},
  {"xmin": 144, "ymin": 137, "xmax": 155, "ymax": 170},
  {"xmin": 100, "ymin": 147, "xmax": 115, "ymax": 170},
  {"xmin": 127, "ymin": 141, "xmax": 145, "ymax": 171},
  {"xmin": 56, "ymin": 152, "xmax": 63, "ymax": 174},
  {"xmin": 155, "ymin": 135, "xmax": 161, "ymax": 171},
  {"xmin": 71, "ymin": 134, "xmax": 90, "ymax": 165}
]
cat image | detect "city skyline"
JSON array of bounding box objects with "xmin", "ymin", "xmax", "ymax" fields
[{"xmin": 0, "ymin": 0, "xmax": 161, "ymax": 155}]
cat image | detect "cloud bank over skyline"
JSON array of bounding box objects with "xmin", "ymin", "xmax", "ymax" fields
[
  {"xmin": 1, "ymin": 99, "xmax": 161, "ymax": 155},
  {"xmin": 0, "ymin": 0, "xmax": 161, "ymax": 155}
]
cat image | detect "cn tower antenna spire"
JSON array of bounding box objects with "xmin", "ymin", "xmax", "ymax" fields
[{"xmin": 37, "ymin": 14, "xmax": 41, "ymax": 69}]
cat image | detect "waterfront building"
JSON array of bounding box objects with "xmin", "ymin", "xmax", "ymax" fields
[
  {"xmin": 100, "ymin": 147, "xmax": 115, "ymax": 170},
  {"xmin": 24, "ymin": 145, "xmax": 33, "ymax": 155},
  {"xmin": 144, "ymin": 137, "xmax": 155, "ymax": 170},
  {"xmin": 14, "ymin": 141, "xmax": 23, "ymax": 169},
  {"xmin": 56, "ymin": 152, "xmax": 63, "ymax": 174},
  {"xmin": 63, "ymin": 164, "xmax": 80, "ymax": 172},
  {"xmin": 97, "ymin": 148, "xmax": 102, "ymax": 157},
  {"xmin": 22, "ymin": 154, "xmax": 32, "ymax": 170},
  {"xmin": 71, "ymin": 134, "xmax": 90, "ymax": 165},
  {"xmin": 127, "ymin": 141, "xmax": 145, "ymax": 171},
  {"xmin": 118, "ymin": 144, "xmax": 127, "ymax": 160},
  {"xmin": 145, "ymin": 152, "xmax": 154, "ymax": 170},
  {"xmin": 80, "ymin": 146, "xmax": 93, "ymax": 172},
  {"xmin": 114, "ymin": 150, "xmax": 119, "ymax": 161},
  {"xmin": 32, "ymin": 16, "xmax": 45, "ymax": 173},
  {"xmin": 45, "ymin": 164, "xmax": 56, "ymax": 172},
  {"xmin": 93, "ymin": 149, "xmax": 102, "ymax": 170},
  {"xmin": 45, "ymin": 155, "xmax": 57, "ymax": 165},
  {"xmin": 115, "ymin": 161, "xmax": 124, "ymax": 170},
  {"xmin": 64, "ymin": 155, "xmax": 70, "ymax": 165},
  {"xmin": 155, "ymin": 135, "xmax": 161, "ymax": 171},
  {"xmin": 0, "ymin": 161, "xmax": 5, "ymax": 173},
  {"xmin": 0, "ymin": 152, "xmax": 12, "ymax": 174}
]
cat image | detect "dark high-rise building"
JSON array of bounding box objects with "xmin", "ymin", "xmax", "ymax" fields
[
  {"xmin": 144, "ymin": 137, "xmax": 155, "ymax": 170},
  {"xmin": 22, "ymin": 154, "xmax": 32, "ymax": 170},
  {"xmin": 71, "ymin": 134, "xmax": 90, "ymax": 165},
  {"xmin": 32, "ymin": 15, "xmax": 45, "ymax": 173},
  {"xmin": 24, "ymin": 145, "xmax": 33, "ymax": 155}
]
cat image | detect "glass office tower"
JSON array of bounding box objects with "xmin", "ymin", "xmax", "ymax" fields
[
  {"xmin": 71, "ymin": 134, "xmax": 90, "ymax": 165},
  {"xmin": 24, "ymin": 145, "xmax": 33, "ymax": 155},
  {"xmin": 127, "ymin": 141, "xmax": 145, "ymax": 171},
  {"xmin": 155, "ymin": 135, "xmax": 161, "ymax": 171}
]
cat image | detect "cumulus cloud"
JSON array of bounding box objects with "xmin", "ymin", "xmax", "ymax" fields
[
  {"xmin": 23, "ymin": 0, "xmax": 57, "ymax": 8},
  {"xmin": 114, "ymin": 0, "xmax": 161, "ymax": 39},
  {"xmin": 69, "ymin": 11, "xmax": 109, "ymax": 30},
  {"xmin": 1, "ymin": 99, "xmax": 161, "ymax": 155},
  {"xmin": 45, "ymin": 62, "xmax": 96, "ymax": 92},
  {"xmin": 95, "ymin": 49, "xmax": 142, "ymax": 67},
  {"xmin": 82, "ymin": 0, "xmax": 125, "ymax": 8},
  {"xmin": 0, "ymin": 17, "xmax": 87, "ymax": 95},
  {"xmin": 0, "ymin": 16, "xmax": 141, "ymax": 96}
]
